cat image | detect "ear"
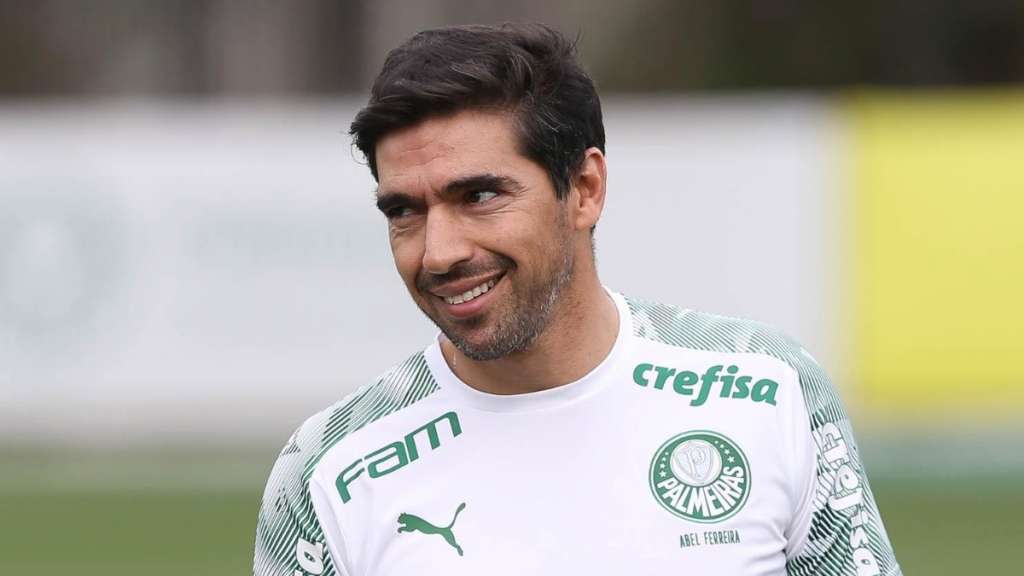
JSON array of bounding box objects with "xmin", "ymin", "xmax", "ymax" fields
[{"xmin": 568, "ymin": 147, "xmax": 607, "ymax": 232}]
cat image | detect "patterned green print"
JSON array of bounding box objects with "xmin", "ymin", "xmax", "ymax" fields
[
  {"xmin": 253, "ymin": 352, "xmax": 440, "ymax": 576},
  {"xmin": 650, "ymin": 431, "xmax": 750, "ymax": 523},
  {"xmin": 397, "ymin": 503, "xmax": 467, "ymax": 556}
]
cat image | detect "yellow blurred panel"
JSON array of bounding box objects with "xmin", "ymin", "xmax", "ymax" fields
[{"xmin": 848, "ymin": 91, "xmax": 1024, "ymax": 424}]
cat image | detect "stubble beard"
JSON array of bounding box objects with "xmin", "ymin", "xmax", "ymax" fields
[
  {"xmin": 455, "ymin": 243, "xmax": 574, "ymax": 361},
  {"xmin": 418, "ymin": 232, "xmax": 576, "ymax": 362}
]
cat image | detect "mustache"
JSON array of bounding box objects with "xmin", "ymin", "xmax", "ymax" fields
[{"xmin": 416, "ymin": 254, "xmax": 514, "ymax": 293}]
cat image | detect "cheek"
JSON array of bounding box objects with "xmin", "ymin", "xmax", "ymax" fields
[
  {"xmin": 390, "ymin": 236, "xmax": 424, "ymax": 286},
  {"xmin": 508, "ymin": 210, "xmax": 566, "ymax": 256},
  {"xmin": 497, "ymin": 234, "xmax": 553, "ymax": 278}
]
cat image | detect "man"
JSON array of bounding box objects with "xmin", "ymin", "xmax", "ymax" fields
[{"xmin": 253, "ymin": 23, "xmax": 900, "ymax": 576}]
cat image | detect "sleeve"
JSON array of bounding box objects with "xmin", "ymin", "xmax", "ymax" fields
[
  {"xmin": 253, "ymin": 428, "xmax": 350, "ymax": 576},
  {"xmin": 783, "ymin": 347, "xmax": 902, "ymax": 576}
]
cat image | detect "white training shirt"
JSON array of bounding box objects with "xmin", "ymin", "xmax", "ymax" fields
[{"xmin": 254, "ymin": 291, "xmax": 901, "ymax": 576}]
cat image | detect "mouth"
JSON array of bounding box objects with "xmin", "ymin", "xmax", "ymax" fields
[
  {"xmin": 431, "ymin": 273, "xmax": 506, "ymax": 319},
  {"xmin": 442, "ymin": 278, "xmax": 497, "ymax": 305}
]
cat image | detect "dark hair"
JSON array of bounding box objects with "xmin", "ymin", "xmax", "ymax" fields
[{"xmin": 350, "ymin": 22, "xmax": 604, "ymax": 200}]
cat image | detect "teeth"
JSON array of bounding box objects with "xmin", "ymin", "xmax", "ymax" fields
[{"xmin": 444, "ymin": 279, "xmax": 496, "ymax": 305}]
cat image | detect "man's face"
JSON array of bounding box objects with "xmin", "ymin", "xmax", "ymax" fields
[{"xmin": 375, "ymin": 109, "xmax": 576, "ymax": 361}]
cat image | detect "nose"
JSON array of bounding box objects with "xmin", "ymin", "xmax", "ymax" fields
[{"xmin": 421, "ymin": 207, "xmax": 473, "ymax": 275}]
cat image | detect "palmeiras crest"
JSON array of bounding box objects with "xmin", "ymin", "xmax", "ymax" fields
[{"xmin": 648, "ymin": 430, "xmax": 751, "ymax": 522}]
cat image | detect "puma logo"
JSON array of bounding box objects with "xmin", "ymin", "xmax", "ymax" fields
[{"xmin": 397, "ymin": 502, "xmax": 467, "ymax": 556}]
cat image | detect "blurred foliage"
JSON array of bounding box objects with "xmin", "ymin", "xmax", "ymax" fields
[
  {"xmin": 1, "ymin": 0, "xmax": 1022, "ymax": 95},
  {"xmin": 590, "ymin": 0, "xmax": 1024, "ymax": 90}
]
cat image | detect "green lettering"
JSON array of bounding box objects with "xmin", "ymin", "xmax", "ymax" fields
[
  {"xmin": 404, "ymin": 411, "xmax": 462, "ymax": 460},
  {"xmin": 633, "ymin": 363, "xmax": 654, "ymax": 387},
  {"xmin": 672, "ymin": 371, "xmax": 699, "ymax": 395},
  {"xmin": 366, "ymin": 442, "xmax": 408, "ymax": 478},
  {"xmin": 751, "ymin": 378, "xmax": 778, "ymax": 405},
  {"xmin": 335, "ymin": 459, "xmax": 364, "ymax": 503},
  {"xmin": 731, "ymin": 376, "xmax": 751, "ymax": 399},
  {"xmin": 653, "ymin": 366, "xmax": 676, "ymax": 390},
  {"xmin": 336, "ymin": 411, "xmax": 463, "ymax": 504},
  {"xmin": 692, "ymin": 365, "xmax": 721, "ymax": 406},
  {"xmin": 719, "ymin": 365, "xmax": 739, "ymax": 397}
]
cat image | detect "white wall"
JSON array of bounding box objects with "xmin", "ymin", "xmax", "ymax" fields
[{"xmin": 0, "ymin": 97, "xmax": 842, "ymax": 446}]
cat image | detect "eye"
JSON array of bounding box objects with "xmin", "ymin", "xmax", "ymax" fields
[
  {"xmin": 385, "ymin": 206, "xmax": 415, "ymax": 220},
  {"xmin": 467, "ymin": 190, "xmax": 498, "ymax": 204}
]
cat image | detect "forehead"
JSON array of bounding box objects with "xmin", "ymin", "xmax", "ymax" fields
[{"xmin": 375, "ymin": 109, "xmax": 527, "ymax": 193}]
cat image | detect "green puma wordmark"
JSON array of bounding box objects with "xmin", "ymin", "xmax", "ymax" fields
[{"xmin": 397, "ymin": 502, "xmax": 467, "ymax": 556}]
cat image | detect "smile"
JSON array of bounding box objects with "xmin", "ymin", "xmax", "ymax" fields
[{"xmin": 443, "ymin": 279, "xmax": 496, "ymax": 305}]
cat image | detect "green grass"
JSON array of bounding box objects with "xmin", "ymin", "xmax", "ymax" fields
[
  {"xmin": 0, "ymin": 450, "xmax": 269, "ymax": 576},
  {"xmin": 0, "ymin": 489, "xmax": 260, "ymax": 575},
  {"xmin": 1, "ymin": 451, "xmax": 1020, "ymax": 574},
  {"xmin": 874, "ymin": 476, "xmax": 1023, "ymax": 574}
]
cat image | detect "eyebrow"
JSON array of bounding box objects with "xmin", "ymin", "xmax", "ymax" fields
[
  {"xmin": 375, "ymin": 173, "xmax": 524, "ymax": 214},
  {"xmin": 374, "ymin": 190, "xmax": 423, "ymax": 215},
  {"xmin": 442, "ymin": 173, "xmax": 524, "ymax": 196}
]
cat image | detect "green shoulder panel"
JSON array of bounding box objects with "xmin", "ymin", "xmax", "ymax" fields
[
  {"xmin": 625, "ymin": 296, "xmax": 901, "ymax": 576},
  {"xmin": 253, "ymin": 351, "xmax": 440, "ymax": 576}
]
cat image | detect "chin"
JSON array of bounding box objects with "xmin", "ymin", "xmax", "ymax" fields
[{"xmin": 443, "ymin": 326, "xmax": 508, "ymax": 361}]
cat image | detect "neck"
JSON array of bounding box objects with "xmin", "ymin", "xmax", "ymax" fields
[{"xmin": 440, "ymin": 273, "xmax": 619, "ymax": 395}]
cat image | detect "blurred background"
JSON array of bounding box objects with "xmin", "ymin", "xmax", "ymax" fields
[{"xmin": 1, "ymin": 1, "xmax": 1022, "ymax": 574}]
